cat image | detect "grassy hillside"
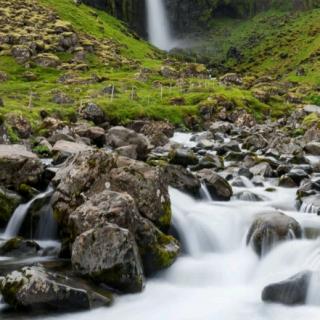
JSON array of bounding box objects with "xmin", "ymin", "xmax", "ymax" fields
[{"xmin": 0, "ymin": 0, "xmax": 311, "ymax": 142}]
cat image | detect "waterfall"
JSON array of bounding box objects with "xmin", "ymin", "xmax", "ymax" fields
[
  {"xmin": 146, "ymin": 0, "xmax": 174, "ymax": 50},
  {"xmin": 3, "ymin": 187, "xmax": 53, "ymax": 239}
]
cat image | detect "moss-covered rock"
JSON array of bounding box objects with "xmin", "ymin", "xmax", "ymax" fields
[{"xmin": 0, "ymin": 186, "xmax": 22, "ymax": 228}]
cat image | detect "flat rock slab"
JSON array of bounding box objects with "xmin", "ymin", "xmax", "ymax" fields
[
  {"xmin": 303, "ymin": 104, "xmax": 320, "ymax": 115},
  {"xmin": 0, "ymin": 144, "xmax": 37, "ymax": 159},
  {"xmin": 53, "ymin": 140, "xmax": 93, "ymax": 154}
]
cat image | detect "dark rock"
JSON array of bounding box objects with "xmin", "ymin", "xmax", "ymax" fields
[
  {"xmin": 169, "ymin": 148, "xmax": 198, "ymax": 167},
  {"xmin": 197, "ymin": 169, "xmax": 233, "ymax": 201},
  {"xmin": 247, "ymin": 211, "xmax": 302, "ymax": 256},
  {"xmin": 262, "ymin": 271, "xmax": 312, "ymax": 305},
  {"xmin": 79, "ymin": 102, "xmax": 105, "ymax": 125},
  {"xmin": 0, "ymin": 187, "xmax": 22, "ymax": 228}
]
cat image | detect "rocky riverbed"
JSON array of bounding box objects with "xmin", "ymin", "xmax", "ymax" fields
[{"xmin": 1, "ymin": 107, "xmax": 320, "ymax": 317}]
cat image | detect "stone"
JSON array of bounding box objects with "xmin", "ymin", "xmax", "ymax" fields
[
  {"xmin": 0, "ymin": 145, "xmax": 44, "ymax": 190},
  {"xmin": 110, "ymin": 157, "xmax": 172, "ymax": 230},
  {"xmin": 262, "ymin": 271, "xmax": 312, "ymax": 305},
  {"xmin": 304, "ymin": 142, "xmax": 320, "ymax": 155},
  {"xmin": 247, "ymin": 211, "xmax": 302, "ymax": 256},
  {"xmin": 243, "ymin": 134, "xmax": 268, "ymax": 151},
  {"xmin": 250, "ymin": 162, "xmax": 274, "ymax": 178},
  {"xmin": 34, "ymin": 53, "xmax": 61, "ymax": 68},
  {"xmin": 6, "ymin": 114, "xmax": 32, "ymax": 138},
  {"xmin": 0, "ymin": 266, "xmax": 111, "ymax": 311},
  {"xmin": 0, "ymin": 237, "xmax": 41, "ymax": 258},
  {"xmin": 169, "ymin": 148, "xmax": 198, "ymax": 167},
  {"xmin": 105, "ymin": 126, "xmax": 150, "ymax": 160},
  {"xmin": 72, "ymin": 224, "xmax": 144, "ymax": 293},
  {"xmin": 79, "ymin": 102, "xmax": 105, "ymax": 125},
  {"xmin": 197, "ymin": 169, "xmax": 233, "ymax": 201},
  {"xmin": 209, "ymin": 121, "xmax": 233, "ymax": 135},
  {"xmin": 115, "ymin": 145, "xmax": 138, "ymax": 160},
  {"xmin": 163, "ymin": 164, "xmax": 201, "ymax": 196}
]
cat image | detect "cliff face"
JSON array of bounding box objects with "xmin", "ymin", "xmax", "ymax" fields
[
  {"xmin": 164, "ymin": 0, "xmax": 320, "ymax": 35},
  {"xmin": 81, "ymin": 0, "xmax": 320, "ymax": 37},
  {"xmin": 81, "ymin": 0, "xmax": 146, "ymax": 36}
]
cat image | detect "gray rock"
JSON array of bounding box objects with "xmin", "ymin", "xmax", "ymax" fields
[
  {"xmin": 304, "ymin": 142, "xmax": 320, "ymax": 155},
  {"xmin": 105, "ymin": 126, "xmax": 150, "ymax": 160},
  {"xmin": 262, "ymin": 271, "xmax": 312, "ymax": 305},
  {"xmin": 197, "ymin": 169, "xmax": 233, "ymax": 201},
  {"xmin": 169, "ymin": 148, "xmax": 198, "ymax": 167},
  {"xmin": 247, "ymin": 211, "xmax": 302, "ymax": 256},
  {"xmin": 72, "ymin": 224, "xmax": 145, "ymax": 293}
]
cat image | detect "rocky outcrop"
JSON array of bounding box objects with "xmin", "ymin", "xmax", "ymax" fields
[
  {"xmin": 0, "ymin": 145, "xmax": 44, "ymax": 191},
  {"xmin": 72, "ymin": 224, "xmax": 145, "ymax": 293}
]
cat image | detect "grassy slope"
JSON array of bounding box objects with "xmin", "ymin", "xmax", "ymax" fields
[
  {"xmin": 193, "ymin": 8, "xmax": 320, "ymax": 87},
  {"xmin": 0, "ymin": 0, "xmax": 296, "ymax": 139}
]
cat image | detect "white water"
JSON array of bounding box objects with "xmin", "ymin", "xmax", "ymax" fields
[
  {"xmin": 146, "ymin": 0, "xmax": 174, "ymax": 50},
  {"xmin": 2, "ymin": 187, "xmax": 53, "ymax": 239}
]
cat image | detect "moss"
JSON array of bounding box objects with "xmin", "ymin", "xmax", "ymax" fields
[
  {"xmin": 303, "ymin": 113, "xmax": 320, "ymax": 127},
  {"xmin": 0, "ymin": 189, "xmax": 22, "ymax": 228},
  {"xmin": 32, "ymin": 145, "xmax": 51, "ymax": 157},
  {"xmin": 159, "ymin": 200, "xmax": 172, "ymax": 230}
]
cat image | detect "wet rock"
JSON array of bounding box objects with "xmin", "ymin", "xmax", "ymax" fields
[
  {"xmin": 233, "ymin": 191, "xmax": 264, "ymax": 202},
  {"xmin": 250, "ymin": 162, "xmax": 274, "ymax": 178},
  {"xmin": 0, "ymin": 266, "xmax": 109, "ymax": 311},
  {"xmin": 163, "ymin": 164, "xmax": 200, "ymax": 196},
  {"xmin": 286, "ymin": 168, "xmax": 309, "ymax": 186},
  {"xmin": 79, "ymin": 102, "xmax": 105, "ymax": 125},
  {"xmin": 0, "ymin": 187, "xmax": 22, "ymax": 228},
  {"xmin": 304, "ymin": 142, "xmax": 320, "ymax": 155},
  {"xmin": 72, "ymin": 224, "xmax": 144, "ymax": 293},
  {"xmin": 110, "ymin": 157, "xmax": 172, "ymax": 230},
  {"xmin": 252, "ymin": 176, "xmax": 265, "ymax": 187},
  {"xmin": 262, "ymin": 271, "xmax": 312, "ymax": 305},
  {"xmin": 197, "ymin": 169, "xmax": 233, "ymax": 201},
  {"xmin": 169, "ymin": 148, "xmax": 198, "ymax": 167},
  {"xmin": 216, "ymin": 141, "xmax": 241, "ymax": 155},
  {"xmin": 0, "ymin": 237, "xmax": 41, "ymax": 258},
  {"xmin": 105, "ymin": 126, "xmax": 150, "ymax": 160},
  {"xmin": 279, "ymin": 175, "xmax": 297, "ymax": 188},
  {"xmin": 238, "ymin": 167, "xmax": 254, "ymax": 180},
  {"xmin": 0, "ymin": 145, "xmax": 44, "ymax": 191},
  {"xmin": 247, "ymin": 211, "xmax": 302, "ymax": 256}
]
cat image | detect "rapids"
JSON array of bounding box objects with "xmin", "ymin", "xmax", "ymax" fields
[{"xmin": 10, "ymin": 132, "xmax": 320, "ymax": 320}]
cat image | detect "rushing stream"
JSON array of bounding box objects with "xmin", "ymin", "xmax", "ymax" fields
[{"xmin": 1, "ymin": 133, "xmax": 316, "ymax": 319}]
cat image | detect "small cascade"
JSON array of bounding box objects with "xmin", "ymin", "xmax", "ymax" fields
[
  {"xmin": 3, "ymin": 187, "xmax": 53, "ymax": 239},
  {"xmin": 307, "ymin": 272, "xmax": 320, "ymax": 305},
  {"xmin": 199, "ymin": 183, "xmax": 211, "ymax": 201},
  {"xmin": 34, "ymin": 203, "xmax": 57, "ymax": 240},
  {"xmin": 146, "ymin": 0, "xmax": 174, "ymax": 50},
  {"xmin": 300, "ymin": 201, "xmax": 320, "ymax": 215}
]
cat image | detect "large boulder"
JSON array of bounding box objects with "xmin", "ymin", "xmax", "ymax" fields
[
  {"xmin": 105, "ymin": 126, "xmax": 150, "ymax": 160},
  {"xmin": 262, "ymin": 271, "xmax": 312, "ymax": 305},
  {"xmin": 246, "ymin": 211, "xmax": 302, "ymax": 256},
  {"xmin": 69, "ymin": 190, "xmax": 139, "ymax": 238},
  {"xmin": 0, "ymin": 145, "xmax": 44, "ymax": 190},
  {"xmin": 72, "ymin": 224, "xmax": 144, "ymax": 293},
  {"xmin": 52, "ymin": 140, "xmax": 93, "ymax": 163},
  {"xmin": 197, "ymin": 169, "xmax": 233, "ymax": 201},
  {"xmin": 0, "ymin": 266, "xmax": 111, "ymax": 311},
  {"xmin": 110, "ymin": 157, "xmax": 172, "ymax": 230},
  {"xmin": 52, "ymin": 150, "xmax": 116, "ymax": 227}
]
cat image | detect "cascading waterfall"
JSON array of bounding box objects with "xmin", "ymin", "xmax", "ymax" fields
[
  {"xmin": 3, "ymin": 186, "xmax": 54, "ymax": 239},
  {"xmin": 146, "ymin": 0, "xmax": 174, "ymax": 50}
]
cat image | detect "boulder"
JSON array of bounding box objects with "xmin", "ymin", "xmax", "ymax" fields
[
  {"xmin": 233, "ymin": 191, "xmax": 264, "ymax": 202},
  {"xmin": 69, "ymin": 190, "xmax": 139, "ymax": 238},
  {"xmin": 163, "ymin": 164, "xmax": 201, "ymax": 196},
  {"xmin": 0, "ymin": 237, "xmax": 40, "ymax": 258},
  {"xmin": 0, "ymin": 266, "xmax": 111, "ymax": 311},
  {"xmin": 79, "ymin": 102, "xmax": 105, "ymax": 125},
  {"xmin": 6, "ymin": 114, "xmax": 32, "ymax": 138},
  {"xmin": 262, "ymin": 271, "xmax": 312, "ymax": 305},
  {"xmin": 197, "ymin": 169, "xmax": 233, "ymax": 201},
  {"xmin": 169, "ymin": 148, "xmax": 198, "ymax": 167},
  {"xmin": 0, "ymin": 145, "xmax": 44, "ymax": 190},
  {"xmin": 247, "ymin": 211, "xmax": 302, "ymax": 256},
  {"xmin": 304, "ymin": 142, "xmax": 320, "ymax": 155},
  {"xmin": 33, "ymin": 53, "xmax": 61, "ymax": 68},
  {"xmin": 209, "ymin": 121, "xmax": 233, "ymax": 135},
  {"xmin": 105, "ymin": 126, "xmax": 150, "ymax": 160},
  {"xmin": 72, "ymin": 224, "xmax": 144, "ymax": 293},
  {"xmin": 110, "ymin": 157, "xmax": 172, "ymax": 230},
  {"xmin": 115, "ymin": 145, "xmax": 138, "ymax": 160},
  {"xmin": 249, "ymin": 162, "xmax": 274, "ymax": 178}
]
